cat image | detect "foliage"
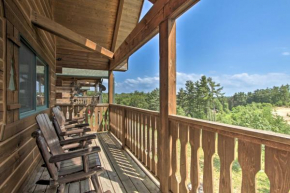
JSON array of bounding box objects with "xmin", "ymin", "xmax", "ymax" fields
[
  {"xmin": 216, "ymin": 103, "xmax": 290, "ymax": 134},
  {"xmin": 109, "ymin": 75, "xmax": 290, "ymax": 135},
  {"xmin": 228, "ymin": 84, "xmax": 290, "ymax": 109}
]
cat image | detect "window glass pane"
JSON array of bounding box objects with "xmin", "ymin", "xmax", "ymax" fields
[
  {"xmin": 19, "ymin": 42, "xmax": 35, "ymax": 113},
  {"xmin": 36, "ymin": 59, "xmax": 46, "ymax": 107}
]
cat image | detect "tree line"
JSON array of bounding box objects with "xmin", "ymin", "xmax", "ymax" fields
[{"xmin": 100, "ymin": 76, "xmax": 290, "ymax": 134}]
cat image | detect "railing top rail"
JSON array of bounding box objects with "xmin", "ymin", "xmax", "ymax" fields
[
  {"xmin": 74, "ymin": 96, "xmax": 97, "ymax": 98},
  {"xmin": 110, "ymin": 104, "xmax": 160, "ymax": 116},
  {"xmin": 56, "ymin": 103, "xmax": 109, "ymax": 107},
  {"xmin": 169, "ymin": 114, "xmax": 290, "ymax": 148}
]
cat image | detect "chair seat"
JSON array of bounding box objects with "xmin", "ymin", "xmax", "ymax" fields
[{"xmin": 59, "ymin": 153, "xmax": 101, "ymax": 176}]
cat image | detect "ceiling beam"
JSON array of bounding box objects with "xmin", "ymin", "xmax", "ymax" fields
[
  {"xmin": 111, "ymin": 0, "xmax": 124, "ymax": 52},
  {"xmin": 110, "ymin": 0, "xmax": 199, "ymax": 70},
  {"xmin": 30, "ymin": 11, "xmax": 114, "ymax": 59}
]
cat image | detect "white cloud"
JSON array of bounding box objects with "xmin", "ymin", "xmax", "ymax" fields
[
  {"xmin": 115, "ymin": 72, "xmax": 290, "ymax": 96},
  {"xmin": 282, "ymin": 52, "xmax": 290, "ymax": 56},
  {"xmin": 115, "ymin": 76, "xmax": 159, "ymax": 93}
]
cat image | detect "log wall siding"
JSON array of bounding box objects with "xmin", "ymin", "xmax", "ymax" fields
[
  {"xmin": 0, "ymin": 1, "xmax": 56, "ymax": 192},
  {"xmin": 0, "ymin": 5, "xmax": 6, "ymax": 132}
]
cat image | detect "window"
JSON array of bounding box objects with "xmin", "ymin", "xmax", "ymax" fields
[{"xmin": 19, "ymin": 39, "xmax": 48, "ymax": 117}]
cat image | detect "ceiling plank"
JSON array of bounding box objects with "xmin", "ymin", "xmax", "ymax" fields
[
  {"xmin": 111, "ymin": 0, "xmax": 124, "ymax": 52},
  {"xmin": 110, "ymin": 0, "xmax": 199, "ymax": 70},
  {"xmin": 30, "ymin": 10, "xmax": 114, "ymax": 59}
]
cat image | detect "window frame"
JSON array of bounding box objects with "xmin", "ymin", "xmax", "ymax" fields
[{"xmin": 19, "ymin": 36, "xmax": 49, "ymax": 119}]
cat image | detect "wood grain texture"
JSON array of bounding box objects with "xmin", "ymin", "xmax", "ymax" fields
[
  {"xmin": 179, "ymin": 123, "xmax": 189, "ymax": 193},
  {"xmin": 30, "ymin": 11, "xmax": 114, "ymax": 59},
  {"xmin": 218, "ymin": 134, "xmax": 235, "ymax": 193},
  {"xmin": 169, "ymin": 114, "xmax": 290, "ymax": 152},
  {"xmin": 159, "ymin": 18, "xmax": 177, "ymax": 192},
  {"xmin": 170, "ymin": 121, "xmax": 178, "ymax": 193},
  {"xmin": 238, "ymin": 140, "xmax": 261, "ymax": 193},
  {"xmin": 202, "ymin": 130, "xmax": 216, "ymax": 193},
  {"xmin": 265, "ymin": 146, "xmax": 290, "ymax": 193},
  {"xmin": 189, "ymin": 125, "xmax": 201, "ymax": 193}
]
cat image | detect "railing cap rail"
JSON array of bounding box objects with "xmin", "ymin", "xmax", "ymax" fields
[
  {"xmin": 56, "ymin": 103, "xmax": 109, "ymax": 107},
  {"xmin": 110, "ymin": 104, "xmax": 159, "ymax": 116},
  {"xmin": 169, "ymin": 114, "xmax": 290, "ymax": 147}
]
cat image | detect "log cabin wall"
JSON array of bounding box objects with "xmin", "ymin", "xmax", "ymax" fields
[
  {"xmin": 0, "ymin": 1, "xmax": 56, "ymax": 192},
  {"xmin": 56, "ymin": 79, "xmax": 73, "ymax": 104}
]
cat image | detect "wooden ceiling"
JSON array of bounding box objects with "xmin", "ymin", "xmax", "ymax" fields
[{"xmin": 52, "ymin": 0, "xmax": 144, "ymax": 70}]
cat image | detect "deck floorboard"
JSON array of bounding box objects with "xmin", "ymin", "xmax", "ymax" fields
[{"xmin": 20, "ymin": 132, "xmax": 160, "ymax": 193}]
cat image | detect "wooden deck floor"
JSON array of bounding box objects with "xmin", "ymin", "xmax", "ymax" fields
[{"xmin": 20, "ymin": 132, "xmax": 160, "ymax": 193}]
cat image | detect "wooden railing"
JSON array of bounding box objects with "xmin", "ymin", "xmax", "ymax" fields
[
  {"xmin": 109, "ymin": 104, "xmax": 290, "ymax": 193},
  {"xmin": 57, "ymin": 103, "xmax": 109, "ymax": 132},
  {"xmin": 110, "ymin": 104, "xmax": 160, "ymax": 177},
  {"xmin": 74, "ymin": 96, "xmax": 99, "ymax": 105},
  {"xmin": 168, "ymin": 115, "xmax": 290, "ymax": 193}
]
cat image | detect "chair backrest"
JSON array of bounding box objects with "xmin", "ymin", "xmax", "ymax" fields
[
  {"xmin": 52, "ymin": 107, "xmax": 66, "ymax": 128},
  {"xmin": 35, "ymin": 113, "xmax": 64, "ymax": 156},
  {"xmin": 52, "ymin": 116, "xmax": 65, "ymax": 141},
  {"xmin": 32, "ymin": 130, "xmax": 58, "ymax": 180}
]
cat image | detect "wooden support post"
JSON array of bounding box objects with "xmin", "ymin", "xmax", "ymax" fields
[
  {"xmin": 158, "ymin": 19, "xmax": 176, "ymax": 192},
  {"xmin": 109, "ymin": 71, "xmax": 114, "ymax": 132}
]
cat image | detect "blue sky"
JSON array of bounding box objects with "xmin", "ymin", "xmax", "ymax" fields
[{"xmin": 112, "ymin": 0, "xmax": 290, "ymax": 96}]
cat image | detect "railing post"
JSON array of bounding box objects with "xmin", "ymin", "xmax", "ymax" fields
[
  {"xmin": 121, "ymin": 108, "xmax": 126, "ymax": 149},
  {"xmin": 108, "ymin": 70, "xmax": 114, "ymax": 132},
  {"xmin": 159, "ymin": 19, "xmax": 177, "ymax": 192}
]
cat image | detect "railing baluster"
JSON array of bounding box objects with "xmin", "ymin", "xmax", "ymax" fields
[
  {"xmin": 202, "ymin": 130, "xmax": 216, "ymax": 193},
  {"xmin": 134, "ymin": 112, "xmax": 137, "ymax": 155},
  {"xmin": 100, "ymin": 107, "xmax": 104, "ymax": 132},
  {"xmin": 94, "ymin": 106, "xmax": 98, "ymax": 131},
  {"xmin": 155, "ymin": 116, "xmax": 159, "ymax": 177},
  {"xmin": 151, "ymin": 116, "xmax": 156, "ymax": 174},
  {"xmin": 218, "ymin": 134, "xmax": 235, "ymax": 193},
  {"xmin": 189, "ymin": 125, "xmax": 201, "ymax": 193},
  {"xmin": 238, "ymin": 140, "xmax": 261, "ymax": 193},
  {"xmin": 143, "ymin": 114, "xmax": 146, "ymax": 164},
  {"xmin": 170, "ymin": 120, "xmax": 178, "ymax": 192},
  {"xmin": 105, "ymin": 106, "xmax": 108, "ymax": 131},
  {"xmin": 146, "ymin": 114, "xmax": 151, "ymax": 168},
  {"xmin": 265, "ymin": 146, "xmax": 290, "ymax": 192},
  {"xmin": 138, "ymin": 113, "xmax": 142, "ymax": 160},
  {"xmin": 132, "ymin": 111, "xmax": 136, "ymax": 154},
  {"xmin": 85, "ymin": 106, "xmax": 89, "ymax": 124},
  {"xmin": 179, "ymin": 123, "xmax": 189, "ymax": 193}
]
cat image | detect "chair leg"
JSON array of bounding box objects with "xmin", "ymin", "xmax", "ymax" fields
[
  {"xmin": 57, "ymin": 184, "xmax": 65, "ymax": 193},
  {"xmin": 91, "ymin": 174, "xmax": 102, "ymax": 193}
]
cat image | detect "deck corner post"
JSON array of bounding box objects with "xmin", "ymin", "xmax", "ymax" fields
[
  {"xmin": 159, "ymin": 18, "xmax": 177, "ymax": 193},
  {"xmin": 108, "ymin": 70, "xmax": 114, "ymax": 132}
]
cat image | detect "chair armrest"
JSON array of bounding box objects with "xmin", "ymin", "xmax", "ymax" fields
[
  {"xmin": 62, "ymin": 143, "xmax": 82, "ymax": 150},
  {"xmin": 64, "ymin": 120, "xmax": 78, "ymax": 125},
  {"xmin": 59, "ymin": 134, "xmax": 96, "ymax": 145},
  {"xmin": 60, "ymin": 128, "xmax": 91, "ymax": 136},
  {"xmin": 49, "ymin": 146, "xmax": 101, "ymax": 163},
  {"xmin": 74, "ymin": 123, "xmax": 90, "ymax": 128},
  {"xmin": 66, "ymin": 117, "xmax": 85, "ymax": 122},
  {"xmin": 64, "ymin": 124, "xmax": 77, "ymax": 129}
]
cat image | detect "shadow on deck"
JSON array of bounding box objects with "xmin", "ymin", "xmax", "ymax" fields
[{"xmin": 20, "ymin": 132, "xmax": 160, "ymax": 193}]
